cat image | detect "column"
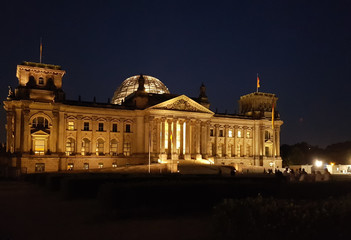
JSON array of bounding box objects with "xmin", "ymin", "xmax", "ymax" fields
[
  {"xmin": 156, "ymin": 118, "xmax": 160, "ymax": 154},
  {"xmin": 234, "ymin": 125, "xmax": 238, "ymax": 157},
  {"xmin": 22, "ymin": 109, "xmax": 30, "ymax": 152},
  {"xmin": 167, "ymin": 119, "xmax": 172, "ymax": 156},
  {"xmin": 184, "ymin": 119, "xmax": 191, "ymax": 160},
  {"xmin": 224, "ymin": 125, "xmax": 228, "ymax": 157},
  {"xmin": 200, "ymin": 121, "xmax": 208, "ymax": 159},
  {"xmin": 194, "ymin": 121, "xmax": 201, "ymax": 160},
  {"xmin": 160, "ymin": 118, "xmax": 165, "ymax": 153},
  {"xmin": 243, "ymin": 126, "xmax": 247, "ymax": 157},
  {"xmin": 172, "ymin": 119, "xmax": 178, "ymax": 160},
  {"xmin": 214, "ymin": 124, "xmax": 219, "ymax": 157},
  {"xmin": 276, "ymin": 128, "xmax": 280, "ymax": 156},
  {"xmin": 179, "ymin": 120, "xmax": 184, "ymax": 159}
]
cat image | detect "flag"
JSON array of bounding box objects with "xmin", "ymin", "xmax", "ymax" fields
[
  {"xmin": 257, "ymin": 75, "xmax": 260, "ymax": 89},
  {"xmin": 272, "ymin": 101, "xmax": 275, "ymax": 129}
]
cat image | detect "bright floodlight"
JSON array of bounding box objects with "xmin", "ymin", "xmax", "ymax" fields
[{"xmin": 315, "ymin": 160, "xmax": 323, "ymax": 167}]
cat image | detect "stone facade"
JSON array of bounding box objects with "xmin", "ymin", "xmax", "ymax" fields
[{"xmin": 4, "ymin": 62, "xmax": 283, "ymax": 173}]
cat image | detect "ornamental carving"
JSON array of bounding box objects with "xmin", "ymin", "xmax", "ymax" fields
[{"xmin": 161, "ymin": 99, "xmax": 202, "ymax": 112}]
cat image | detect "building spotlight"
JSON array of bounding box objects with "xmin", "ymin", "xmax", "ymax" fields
[{"xmin": 315, "ymin": 160, "xmax": 323, "ymax": 168}]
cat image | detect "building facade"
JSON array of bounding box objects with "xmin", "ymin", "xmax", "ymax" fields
[{"xmin": 4, "ymin": 62, "xmax": 283, "ymax": 173}]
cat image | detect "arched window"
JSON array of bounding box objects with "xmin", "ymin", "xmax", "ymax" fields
[
  {"xmin": 65, "ymin": 138, "xmax": 75, "ymax": 156},
  {"xmin": 32, "ymin": 117, "xmax": 49, "ymax": 129},
  {"xmin": 81, "ymin": 138, "xmax": 90, "ymax": 155},
  {"xmin": 96, "ymin": 139, "xmax": 104, "ymax": 155},
  {"xmin": 110, "ymin": 139, "xmax": 118, "ymax": 156},
  {"xmin": 265, "ymin": 131, "xmax": 271, "ymax": 141}
]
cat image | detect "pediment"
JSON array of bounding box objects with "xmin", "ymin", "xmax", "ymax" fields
[
  {"xmin": 31, "ymin": 129, "xmax": 50, "ymax": 136},
  {"xmin": 148, "ymin": 95, "xmax": 214, "ymax": 114}
]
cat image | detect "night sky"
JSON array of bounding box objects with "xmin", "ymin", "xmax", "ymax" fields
[{"xmin": 1, "ymin": 0, "xmax": 350, "ymax": 147}]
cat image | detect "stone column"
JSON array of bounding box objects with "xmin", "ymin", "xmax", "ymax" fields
[
  {"xmin": 76, "ymin": 115, "xmax": 82, "ymax": 155},
  {"xmin": 195, "ymin": 120, "xmax": 202, "ymax": 160},
  {"xmin": 214, "ymin": 124, "xmax": 219, "ymax": 157},
  {"xmin": 201, "ymin": 121, "xmax": 208, "ymax": 159},
  {"xmin": 184, "ymin": 119, "xmax": 191, "ymax": 160},
  {"xmin": 22, "ymin": 109, "xmax": 30, "ymax": 152},
  {"xmin": 167, "ymin": 119, "xmax": 172, "ymax": 157},
  {"xmin": 243, "ymin": 126, "xmax": 247, "ymax": 157},
  {"xmin": 14, "ymin": 109, "xmax": 22, "ymax": 152},
  {"xmin": 156, "ymin": 118, "xmax": 160, "ymax": 155},
  {"xmin": 159, "ymin": 118, "xmax": 167, "ymax": 161},
  {"xmin": 224, "ymin": 125, "xmax": 228, "ymax": 158},
  {"xmin": 276, "ymin": 128, "xmax": 280, "ymax": 156},
  {"xmin": 179, "ymin": 120, "xmax": 184, "ymax": 159},
  {"xmin": 234, "ymin": 125, "xmax": 238, "ymax": 157},
  {"xmin": 172, "ymin": 119, "xmax": 178, "ymax": 160}
]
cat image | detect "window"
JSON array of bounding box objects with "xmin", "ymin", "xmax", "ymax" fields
[
  {"xmin": 83, "ymin": 163, "xmax": 89, "ymax": 170},
  {"xmin": 65, "ymin": 138, "xmax": 75, "ymax": 156},
  {"xmin": 123, "ymin": 143, "xmax": 131, "ymax": 156},
  {"xmin": 112, "ymin": 124, "xmax": 117, "ymax": 132},
  {"xmin": 265, "ymin": 131, "xmax": 271, "ymax": 141},
  {"xmin": 125, "ymin": 124, "xmax": 131, "ymax": 133},
  {"xmin": 96, "ymin": 139, "xmax": 104, "ymax": 155},
  {"xmin": 247, "ymin": 131, "xmax": 251, "ymax": 138},
  {"xmin": 98, "ymin": 123, "xmax": 104, "ymax": 131},
  {"xmin": 219, "ymin": 130, "xmax": 224, "ymax": 137},
  {"xmin": 68, "ymin": 121, "xmax": 74, "ymax": 130},
  {"xmin": 210, "ymin": 129, "xmax": 214, "ymax": 136},
  {"xmin": 32, "ymin": 117, "xmax": 49, "ymax": 128},
  {"xmin": 81, "ymin": 138, "xmax": 90, "ymax": 155},
  {"xmin": 238, "ymin": 130, "xmax": 242, "ymax": 138},
  {"xmin": 98, "ymin": 163, "xmax": 104, "ymax": 169},
  {"xmin": 67, "ymin": 163, "xmax": 74, "ymax": 171},
  {"xmin": 83, "ymin": 122, "xmax": 89, "ymax": 131},
  {"xmin": 38, "ymin": 77, "xmax": 44, "ymax": 85},
  {"xmin": 228, "ymin": 130, "xmax": 233, "ymax": 137},
  {"xmin": 35, "ymin": 163, "xmax": 45, "ymax": 172},
  {"xmin": 110, "ymin": 139, "xmax": 118, "ymax": 156},
  {"xmin": 34, "ymin": 139, "xmax": 45, "ymax": 155},
  {"xmin": 112, "ymin": 162, "xmax": 117, "ymax": 168}
]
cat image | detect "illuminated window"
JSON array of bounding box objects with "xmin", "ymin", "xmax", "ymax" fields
[
  {"xmin": 98, "ymin": 163, "xmax": 104, "ymax": 169},
  {"xmin": 35, "ymin": 163, "xmax": 45, "ymax": 172},
  {"xmin": 98, "ymin": 123, "xmax": 104, "ymax": 131},
  {"xmin": 38, "ymin": 77, "xmax": 44, "ymax": 85},
  {"xmin": 83, "ymin": 163, "xmax": 89, "ymax": 170},
  {"xmin": 125, "ymin": 124, "xmax": 131, "ymax": 133},
  {"xmin": 81, "ymin": 138, "xmax": 90, "ymax": 155},
  {"xmin": 65, "ymin": 138, "xmax": 75, "ymax": 156},
  {"xmin": 34, "ymin": 139, "xmax": 45, "ymax": 155},
  {"xmin": 210, "ymin": 129, "xmax": 214, "ymax": 136},
  {"xmin": 83, "ymin": 122, "xmax": 89, "ymax": 131},
  {"xmin": 67, "ymin": 163, "xmax": 74, "ymax": 171},
  {"xmin": 247, "ymin": 131, "xmax": 251, "ymax": 138},
  {"xmin": 112, "ymin": 162, "xmax": 117, "ymax": 168},
  {"xmin": 68, "ymin": 121, "xmax": 74, "ymax": 130},
  {"xmin": 238, "ymin": 130, "xmax": 242, "ymax": 138},
  {"xmin": 228, "ymin": 130, "xmax": 233, "ymax": 137},
  {"xmin": 112, "ymin": 124, "xmax": 117, "ymax": 132},
  {"xmin": 110, "ymin": 139, "xmax": 118, "ymax": 156},
  {"xmin": 123, "ymin": 143, "xmax": 131, "ymax": 156},
  {"xmin": 96, "ymin": 139, "xmax": 104, "ymax": 155},
  {"xmin": 219, "ymin": 130, "xmax": 224, "ymax": 137},
  {"xmin": 32, "ymin": 117, "xmax": 49, "ymax": 129}
]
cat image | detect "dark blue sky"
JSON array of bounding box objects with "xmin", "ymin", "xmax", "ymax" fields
[{"xmin": 1, "ymin": 0, "xmax": 351, "ymax": 147}]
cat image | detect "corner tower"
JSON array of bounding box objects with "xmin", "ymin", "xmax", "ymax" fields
[{"xmin": 12, "ymin": 62, "xmax": 66, "ymax": 102}]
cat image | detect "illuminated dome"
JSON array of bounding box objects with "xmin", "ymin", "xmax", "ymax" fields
[{"xmin": 111, "ymin": 75, "xmax": 170, "ymax": 104}]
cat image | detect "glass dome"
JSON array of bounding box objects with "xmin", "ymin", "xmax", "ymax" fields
[{"xmin": 111, "ymin": 75, "xmax": 170, "ymax": 105}]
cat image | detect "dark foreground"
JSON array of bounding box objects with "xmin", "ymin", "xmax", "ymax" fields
[{"xmin": 2, "ymin": 173, "xmax": 351, "ymax": 240}]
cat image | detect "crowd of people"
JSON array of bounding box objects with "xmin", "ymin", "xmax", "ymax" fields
[{"xmin": 276, "ymin": 167, "xmax": 332, "ymax": 182}]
